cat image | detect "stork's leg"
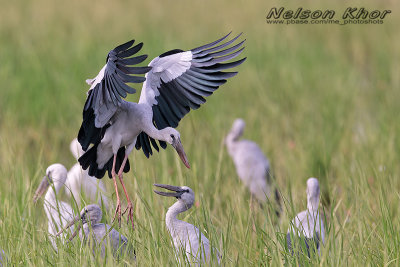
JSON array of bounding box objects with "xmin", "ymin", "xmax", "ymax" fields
[
  {"xmin": 116, "ymin": 154, "xmax": 135, "ymax": 229},
  {"xmin": 111, "ymin": 154, "xmax": 122, "ymax": 227}
]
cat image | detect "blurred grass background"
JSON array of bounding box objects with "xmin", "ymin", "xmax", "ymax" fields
[{"xmin": 0, "ymin": 0, "xmax": 398, "ymax": 265}]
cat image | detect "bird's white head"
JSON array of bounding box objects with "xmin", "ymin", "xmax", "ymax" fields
[
  {"xmin": 227, "ymin": 118, "xmax": 245, "ymax": 142},
  {"xmin": 33, "ymin": 163, "xmax": 68, "ymax": 202},
  {"xmin": 70, "ymin": 138, "xmax": 85, "ymax": 160},
  {"xmin": 153, "ymin": 184, "xmax": 195, "ymax": 209},
  {"xmin": 46, "ymin": 163, "xmax": 68, "ymax": 184},
  {"xmin": 162, "ymin": 128, "xmax": 190, "ymax": 169},
  {"xmin": 306, "ymin": 177, "xmax": 320, "ymax": 212}
]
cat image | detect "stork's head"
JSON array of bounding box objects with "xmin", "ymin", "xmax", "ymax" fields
[
  {"xmin": 306, "ymin": 178, "xmax": 320, "ymax": 212},
  {"xmin": 153, "ymin": 184, "xmax": 195, "ymax": 208},
  {"xmin": 163, "ymin": 128, "xmax": 190, "ymax": 169},
  {"xmin": 56, "ymin": 204, "xmax": 103, "ymax": 241},
  {"xmin": 227, "ymin": 118, "xmax": 245, "ymax": 143},
  {"xmin": 33, "ymin": 164, "xmax": 68, "ymax": 203}
]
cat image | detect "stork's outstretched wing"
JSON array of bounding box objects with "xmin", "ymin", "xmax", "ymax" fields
[
  {"xmin": 136, "ymin": 33, "xmax": 246, "ymax": 157},
  {"xmin": 78, "ymin": 40, "xmax": 151, "ymax": 150}
]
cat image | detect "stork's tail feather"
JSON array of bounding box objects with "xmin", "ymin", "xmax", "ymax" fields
[
  {"xmin": 274, "ymin": 188, "xmax": 282, "ymax": 218},
  {"xmin": 266, "ymin": 169, "xmax": 282, "ymax": 217},
  {"xmin": 78, "ymin": 144, "xmax": 130, "ymax": 179}
]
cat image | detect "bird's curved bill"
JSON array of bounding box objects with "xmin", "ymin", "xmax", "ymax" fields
[
  {"xmin": 153, "ymin": 184, "xmax": 184, "ymax": 198},
  {"xmin": 33, "ymin": 176, "xmax": 50, "ymax": 203},
  {"xmin": 173, "ymin": 138, "xmax": 190, "ymax": 169},
  {"xmin": 56, "ymin": 215, "xmax": 82, "ymax": 241}
]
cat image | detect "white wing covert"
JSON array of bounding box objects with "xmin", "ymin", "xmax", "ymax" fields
[{"xmin": 136, "ymin": 33, "xmax": 246, "ymax": 157}]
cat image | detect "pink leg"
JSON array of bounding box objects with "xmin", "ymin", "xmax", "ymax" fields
[
  {"xmin": 111, "ymin": 154, "xmax": 122, "ymax": 227},
  {"xmin": 117, "ymin": 154, "xmax": 135, "ymax": 229}
]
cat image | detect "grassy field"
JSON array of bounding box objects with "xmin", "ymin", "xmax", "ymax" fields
[{"xmin": 0, "ymin": 0, "xmax": 399, "ymax": 265}]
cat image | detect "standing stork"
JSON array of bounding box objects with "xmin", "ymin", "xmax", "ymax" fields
[
  {"xmin": 287, "ymin": 178, "xmax": 325, "ymax": 257},
  {"xmin": 225, "ymin": 119, "xmax": 281, "ymax": 213},
  {"xmin": 33, "ymin": 164, "xmax": 76, "ymax": 249},
  {"xmin": 154, "ymin": 184, "xmax": 220, "ymax": 264},
  {"xmin": 66, "ymin": 138, "xmax": 110, "ymax": 209},
  {"xmin": 56, "ymin": 204, "xmax": 131, "ymax": 258},
  {"xmin": 77, "ymin": 33, "xmax": 246, "ymax": 227}
]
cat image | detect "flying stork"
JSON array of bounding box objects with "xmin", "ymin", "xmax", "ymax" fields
[{"xmin": 77, "ymin": 33, "xmax": 246, "ymax": 228}]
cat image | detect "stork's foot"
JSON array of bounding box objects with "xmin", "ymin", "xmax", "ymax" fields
[
  {"xmin": 123, "ymin": 201, "xmax": 135, "ymax": 230},
  {"xmin": 112, "ymin": 200, "xmax": 122, "ymax": 228}
]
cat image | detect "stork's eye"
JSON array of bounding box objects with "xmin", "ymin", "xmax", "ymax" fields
[
  {"xmin": 185, "ymin": 189, "xmax": 189, "ymax": 193},
  {"xmin": 170, "ymin": 134, "xmax": 175, "ymax": 139},
  {"xmin": 85, "ymin": 210, "xmax": 88, "ymax": 213}
]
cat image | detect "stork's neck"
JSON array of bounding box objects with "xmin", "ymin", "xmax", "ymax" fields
[
  {"xmin": 307, "ymin": 195, "xmax": 319, "ymax": 213},
  {"xmin": 225, "ymin": 132, "xmax": 240, "ymax": 156},
  {"xmin": 44, "ymin": 183, "xmax": 64, "ymax": 209},
  {"xmin": 166, "ymin": 201, "xmax": 191, "ymax": 232}
]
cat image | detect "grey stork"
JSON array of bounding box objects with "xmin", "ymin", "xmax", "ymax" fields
[
  {"xmin": 287, "ymin": 178, "xmax": 325, "ymax": 257},
  {"xmin": 77, "ymin": 33, "xmax": 246, "ymax": 228},
  {"xmin": 225, "ymin": 118, "xmax": 281, "ymax": 213},
  {"xmin": 57, "ymin": 204, "xmax": 131, "ymax": 258}
]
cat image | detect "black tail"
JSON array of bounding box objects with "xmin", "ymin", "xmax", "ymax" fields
[
  {"xmin": 78, "ymin": 143, "xmax": 130, "ymax": 179},
  {"xmin": 266, "ymin": 168, "xmax": 282, "ymax": 217},
  {"xmin": 274, "ymin": 188, "xmax": 282, "ymax": 217}
]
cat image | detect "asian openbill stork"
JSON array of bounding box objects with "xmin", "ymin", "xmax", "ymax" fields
[
  {"xmin": 77, "ymin": 33, "xmax": 246, "ymax": 228},
  {"xmin": 153, "ymin": 184, "xmax": 220, "ymax": 264},
  {"xmin": 225, "ymin": 118, "xmax": 281, "ymax": 214},
  {"xmin": 56, "ymin": 204, "xmax": 131, "ymax": 258},
  {"xmin": 287, "ymin": 178, "xmax": 325, "ymax": 257},
  {"xmin": 66, "ymin": 138, "xmax": 110, "ymax": 209},
  {"xmin": 33, "ymin": 164, "xmax": 76, "ymax": 250}
]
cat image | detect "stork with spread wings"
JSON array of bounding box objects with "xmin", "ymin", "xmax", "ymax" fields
[{"xmin": 78, "ymin": 33, "xmax": 246, "ymax": 227}]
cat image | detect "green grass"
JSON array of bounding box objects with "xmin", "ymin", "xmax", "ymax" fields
[{"xmin": 0, "ymin": 0, "xmax": 399, "ymax": 265}]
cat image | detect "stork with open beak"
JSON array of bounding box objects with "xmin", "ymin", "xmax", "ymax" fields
[{"xmin": 154, "ymin": 184, "xmax": 221, "ymax": 265}]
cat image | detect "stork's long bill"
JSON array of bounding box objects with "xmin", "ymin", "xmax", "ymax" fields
[
  {"xmin": 153, "ymin": 184, "xmax": 185, "ymax": 198},
  {"xmin": 56, "ymin": 214, "xmax": 82, "ymax": 241},
  {"xmin": 33, "ymin": 176, "xmax": 50, "ymax": 203},
  {"xmin": 172, "ymin": 138, "xmax": 190, "ymax": 169}
]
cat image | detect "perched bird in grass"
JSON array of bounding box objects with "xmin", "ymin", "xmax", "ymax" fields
[
  {"xmin": 287, "ymin": 177, "xmax": 325, "ymax": 257},
  {"xmin": 33, "ymin": 164, "xmax": 76, "ymax": 250},
  {"xmin": 225, "ymin": 119, "xmax": 281, "ymax": 212},
  {"xmin": 154, "ymin": 184, "xmax": 220, "ymax": 265},
  {"xmin": 65, "ymin": 138, "xmax": 110, "ymax": 209},
  {"xmin": 57, "ymin": 204, "xmax": 131, "ymax": 258},
  {"xmin": 77, "ymin": 33, "xmax": 246, "ymax": 227}
]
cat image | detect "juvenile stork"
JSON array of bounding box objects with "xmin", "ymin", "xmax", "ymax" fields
[
  {"xmin": 33, "ymin": 164, "xmax": 76, "ymax": 249},
  {"xmin": 66, "ymin": 138, "xmax": 110, "ymax": 209},
  {"xmin": 154, "ymin": 184, "xmax": 220, "ymax": 264},
  {"xmin": 57, "ymin": 204, "xmax": 131, "ymax": 258},
  {"xmin": 77, "ymin": 33, "xmax": 246, "ymax": 227},
  {"xmin": 287, "ymin": 178, "xmax": 325, "ymax": 257},
  {"xmin": 225, "ymin": 119, "xmax": 281, "ymax": 212}
]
